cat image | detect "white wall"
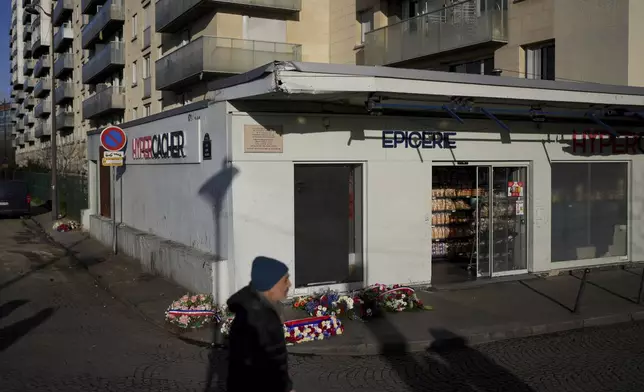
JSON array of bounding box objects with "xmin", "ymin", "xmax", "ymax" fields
[{"xmin": 228, "ymin": 108, "xmax": 644, "ymax": 294}]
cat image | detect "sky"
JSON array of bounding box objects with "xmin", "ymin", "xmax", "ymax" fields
[{"xmin": 0, "ymin": 0, "xmax": 12, "ymax": 102}]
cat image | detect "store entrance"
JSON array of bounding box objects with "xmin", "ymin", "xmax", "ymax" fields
[{"xmin": 431, "ymin": 165, "xmax": 528, "ymax": 285}]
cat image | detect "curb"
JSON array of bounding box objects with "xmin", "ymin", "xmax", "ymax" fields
[
  {"xmin": 24, "ymin": 217, "xmax": 644, "ymax": 356},
  {"xmin": 25, "ymin": 217, "xmax": 217, "ymax": 347}
]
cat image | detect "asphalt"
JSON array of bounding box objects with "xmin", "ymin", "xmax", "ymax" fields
[
  {"xmin": 27, "ymin": 211, "xmax": 644, "ymax": 356},
  {"xmin": 2, "ymin": 216, "xmax": 644, "ymax": 391}
]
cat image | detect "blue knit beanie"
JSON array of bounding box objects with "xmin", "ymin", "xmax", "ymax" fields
[{"xmin": 250, "ymin": 256, "xmax": 289, "ymax": 292}]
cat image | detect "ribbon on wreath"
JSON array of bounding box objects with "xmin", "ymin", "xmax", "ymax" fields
[{"xmin": 166, "ymin": 309, "xmax": 222, "ymax": 322}]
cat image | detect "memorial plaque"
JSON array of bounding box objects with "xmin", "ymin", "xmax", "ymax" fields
[{"xmin": 244, "ymin": 125, "xmax": 283, "ymax": 153}]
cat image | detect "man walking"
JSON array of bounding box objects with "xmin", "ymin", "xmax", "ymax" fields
[{"xmin": 226, "ymin": 256, "xmax": 294, "ymax": 392}]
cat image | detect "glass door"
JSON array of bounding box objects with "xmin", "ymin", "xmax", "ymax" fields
[
  {"xmin": 491, "ymin": 166, "xmax": 528, "ymax": 276},
  {"xmin": 475, "ymin": 166, "xmax": 491, "ymax": 277}
]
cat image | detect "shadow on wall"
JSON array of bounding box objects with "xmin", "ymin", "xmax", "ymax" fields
[{"xmin": 197, "ymin": 157, "xmax": 239, "ymax": 392}]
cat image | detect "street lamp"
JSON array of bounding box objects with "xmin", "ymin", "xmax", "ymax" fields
[{"xmin": 25, "ymin": 4, "xmax": 58, "ymax": 220}]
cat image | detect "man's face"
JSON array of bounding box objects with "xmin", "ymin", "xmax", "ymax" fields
[{"xmin": 268, "ymin": 273, "xmax": 291, "ymax": 302}]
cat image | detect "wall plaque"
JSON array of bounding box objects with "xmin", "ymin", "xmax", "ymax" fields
[{"xmin": 244, "ymin": 125, "xmax": 283, "ymax": 153}]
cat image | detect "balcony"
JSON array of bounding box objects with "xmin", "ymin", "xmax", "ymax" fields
[
  {"xmin": 155, "ymin": 0, "xmax": 301, "ymax": 33},
  {"xmin": 31, "ymin": 33, "xmax": 51, "ymax": 58},
  {"xmin": 53, "ymin": 0, "xmax": 74, "ymax": 26},
  {"xmin": 25, "ymin": 97, "xmax": 36, "ymax": 109},
  {"xmin": 143, "ymin": 77, "xmax": 151, "ymax": 99},
  {"xmin": 54, "ymin": 25, "xmax": 74, "ymax": 52},
  {"xmin": 143, "ymin": 26, "xmax": 151, "ymax": 50},
  {"xmin": 16, "ymin": 92, "xmax": 26, "ymax": 103},
  {"xmin": 364, "ymin": 0, "xmax": 508, "ymax": 66},
  {"xmin": 23, "ymin": 78, "xmax": 35, "ymax": 92},
  {"xmin": 56, "ymin": 111, "xmax": 74, "ymax": 131},
  {"xmin": 34, "ymin": 78, "xmax": 52, "ymax": 98},
  {"xmin": 82, "ymin": 85, "xmax": 125, "ymax": 119},
  {"xmin": 53, "ymin": 53, "xmax": 74, "ymax": 79},
  {"xmin": 82, "ymin": 0, "xmax": 125, "ymax": 49},
  {"xmin": 17, "ymin": 106, "xmax": 25, "ymax": 118},
  {"xmin": 156, "ymin": 36, "xmax": 301, "ymax": 91},
  {"xmin": 35, "ymin": 99, "xmax": 52, "ymax": 118},
  {"xmin": 82, "ymin": 41, "xmax": 125, "ymax": 84},
  {"xmin": 22, "ymin": 24, "xmax": 32, "ymax": 41},
  {"xmin": 25, "ymin": 130, "xmax": 35, "ymax": 143},
  {"xmin": 23, "ymin": 59, "xmax": 35, "ymax": 76},
  {"xmin": 17, "ymin": 134, "xmax": 25, "ymax": 145},
  {"xmin": 23, "ymin": 46, "xmax": 32, "ymax": 59},
  {"xmin": 22, "ymin": 10, "xmax": 31, "ymax": 25},
  {"xmin": 35, "ymin": 119, "xmax": 52, "ymax": 138},
  {"xmin": 25, "ymin": 114, "xmax": 35, "ymax": 125},
  {"xmin": 33, "ymin": 55, "xmax": 51, "ymax": 78},
  {"xmin": 82, "ymin": 0, "xmax": 107, "ymax": 15},
  {"xmin": 55, "ymin": 82, "xmax": 75, "ymax": 104}
]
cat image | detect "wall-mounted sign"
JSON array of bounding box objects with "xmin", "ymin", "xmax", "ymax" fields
[
  {"xmin": 244, "ymin": 125, "xmax": 283, "ymax": 153},
  {"xmin": 381, "ymin": 131, "xmax": 457, "ymax": 149},
  {"xmin": 203, "ymin": 133, "xmax": 212, "ymax": 160}
]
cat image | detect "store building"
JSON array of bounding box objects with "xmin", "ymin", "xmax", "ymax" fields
[{"xmin": 84, "ymin": 62, "xmax": 644, "ymax": 303}]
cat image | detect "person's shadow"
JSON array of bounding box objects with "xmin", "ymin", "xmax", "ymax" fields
[{"xmin": 425, "ymin": 328, "xmax": 536, "ymax": 392}]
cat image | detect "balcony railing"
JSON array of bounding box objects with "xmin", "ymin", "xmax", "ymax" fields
[
  {"xmin": 23, "ymin": 59, "xmax": 35, "ymax": 76},
  {"xmin": 364, "ymin": 0, "xmax": 508, "ymax": 66},
  {"xmin": 23, "ymin": 46, "xmax": 32, "ymax": 59},
  {"xmin": 17, "ymin": 134, "xmax": 25, "ymax": 145},
  {"xmin": 55, "ymin": 82, "xmax": 75, "ymax": 104},
  {"xmin": 23, "ymin": 24, "xmax": 32, "ymax": 41},
  {"xmin": 33, "ymin": 55, "xmax": 51, "ymax": 78},
  {"xmin": 53, "ymin": 0, "xmax": 74, "ymax": 26},
  {"xmin": 16, "ymin": 91, "xmax": 26, "ymax": 103},
  {"xmin": 82, "ymin": 41, "xmax": 125, "ymax": 84},
  {"xmin": 35, "ymin": 119, "xmax": 52, "ymax": 138},
  {"xmin": 56, "ymin": 111, "xmax": 74, "ymax": 130},
  {"xmin": 32, "ymin": 31, "xmax": 51, "ymax": 58},
  {"xmin": 143, "ymin": 77, "xmax": 151, "ymax": 99},
  {"xmin": 82, "ymin": 85, "xmax": 126, "ymax": 119},
  {"xmin": 143, "ymin": 26, "xmax": 151, "ymax": 50},
  {"xmin": 34, "ymin": 78, "xmax": 52, "ymax": 98},
  {"xmin": 54, "ymin": 53, "xmax": 74, "ymax": 79},
  {"xmin": 35, "ymin": 99, "xmax": 52, "ymax": 118},
  {"xmin": 25, "ymin": 97, "xmax": 36, "ymax": 109},
  {"xmin": 155, "ymin": 0, "xmax": 301, "ymax": 33},
  {"xmin": 23, "ymin": 78, "xmax": 35, "ymax": 92},
  {"xmin": 156, "ymin": 36, "xmax": 301, "ymax": 91},
  {"xmin": 54, "ymin": 25, "xmax": 74, "ymax": 52},
  {"xmin": 82, "ymin": 0, "xmax": 125, "ymax": 49},
  {"xmin": 82, "ymin": 0, "xmax": 107, "ymax": 15},
  {"xmin": 25, "ymin": 130, "xmax": 35, "ymax": 143},
  {"xmin": 25, "ymin": 114, "xmax": 35, "ymax": 125}
]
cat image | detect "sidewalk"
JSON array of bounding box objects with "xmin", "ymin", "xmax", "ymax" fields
[{"xmin": 28, "ymin": 213, "xmax": 644, "ymax": 356}]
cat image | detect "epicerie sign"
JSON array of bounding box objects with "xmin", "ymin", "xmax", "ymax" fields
[
  {"xmin": 131, "ymin": 130, "xmax": 186, "ymax": 160},
  {"xmin": 382, "ymin": 131, "xmax": 457, "ymax": 149}
]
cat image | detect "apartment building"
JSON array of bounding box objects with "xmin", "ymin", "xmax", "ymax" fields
[
  {"xmin": 355, "ymin": 0, "xmax": 644, "ymax": 85},
  {"xmin": 10, "ymin": 0, "xmax": 644, "ymax": 171}
]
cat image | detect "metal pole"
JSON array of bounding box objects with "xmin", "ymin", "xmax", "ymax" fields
[
  {"xmin": 112, "ymin": 166, "xmax": 117, "ymax": 254},
  {"xmin": 49, "ymin": 3, "xmax": 58, "ymax": 220},
  {"xmin": 3, "ymin": 99, "xmax": 7, "ymax": 178}
]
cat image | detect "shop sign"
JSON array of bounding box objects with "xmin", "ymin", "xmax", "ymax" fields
[
  {"xmin": 571, "ymin": 130, "xmax": 644, "ymax": 155},
  {"xmin": 381, "ymin": 131, "xmax": 457, "ymax": 149},
  {"xmin": 132, "ymin": 130, "xmax": 187, "ymax": 161},
  {"xmin": 508, "ymin": 181, "xmax": 524, "ymax": 197}
]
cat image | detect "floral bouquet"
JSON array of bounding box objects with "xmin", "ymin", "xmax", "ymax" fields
[
  {"xmin": 165, "ymin": 293, "xmax": 217, "ymax": 329},
  {"xmin": 292, "ymin": 290, "xmax": 358, "ymax": 319},
  {"xmin": 283, "ymin": 315, "xmax": 344, "ymax": 344},
  {"xmin": 376, "ymin": 285, "xmax": 430, "ymax": 312}
]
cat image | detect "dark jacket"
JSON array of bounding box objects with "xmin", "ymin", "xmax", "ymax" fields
[{"xmin": 226, "ymin": 285, "xmax": 292, "ymax": 392}]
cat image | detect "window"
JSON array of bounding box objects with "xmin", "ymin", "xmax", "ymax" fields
[
  {"xmin": 449, "ymin": 58, "xmax": 495, "ymax": 75},
  {"xmin": 132, "ymin": 107, "xmax": 137, "ymax": 120},
  {"xmin": 131, "ymin": 61, "xmax": 137, "ymax": 86},
  {"xmin": 131, "ymin": 14, "xmax": 138, "ymax": 39},
  {"xmin": 143, "ymin": 55, "xmax": 150, "ymax": 79},
  {"xmin": 143, "ymin": 6, "xmax": 150, "ymax": 29},
  {"xmin": 144, "ymin": 104, "xmax": 150, "ymax": 116},
  {"xmin": 551, "ymin": 162, "xmax": 628, "ymax": 262},
  {"xmin": 525, "ymin": 42, "xmax": 555, "ymax": 80},
  {"xmin": 358, "ymin": 10, "xmax": 373, "ymax": 44}
]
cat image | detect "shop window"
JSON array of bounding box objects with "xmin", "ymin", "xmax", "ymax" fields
[
  {"xmin": 551, "ymin": 162, "xmax": 628, "ymax": 262},
  {"xmin": 525, "ymin": 42, "xmax": 555, "ymax": 80}
]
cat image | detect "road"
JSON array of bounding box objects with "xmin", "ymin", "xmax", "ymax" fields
[{"xmin": 1, "ymin": 218, "xmax": 644, "ymax": 392}]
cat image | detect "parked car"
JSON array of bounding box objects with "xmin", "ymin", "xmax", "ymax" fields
[{"xmin": 0, "ymin": 180, "xmax": 31, "ymax": 218}]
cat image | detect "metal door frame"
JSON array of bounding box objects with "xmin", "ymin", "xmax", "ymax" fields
[{"xmin": 433, "ymin": 161, "xmax": 531, "ymax": 278}]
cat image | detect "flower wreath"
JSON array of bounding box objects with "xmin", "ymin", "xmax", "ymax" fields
[{"xmin": 165, "ymin": 293, "xmax": 218, "ymax": 329}]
